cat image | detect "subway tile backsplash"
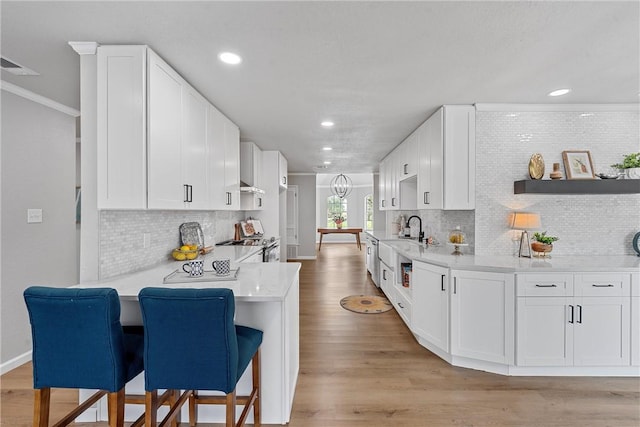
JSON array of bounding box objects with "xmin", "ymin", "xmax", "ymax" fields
[
  {"xmin": 474, "ymin": 110, "xmax": 640, "ymax": 256},
  {"xmin": 99, "ymin": 210, "xmax": 244, "ymax": 279}
]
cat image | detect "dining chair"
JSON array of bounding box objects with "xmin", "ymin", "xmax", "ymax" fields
[
  {"xmin": 23, "ymin": 286, "xmax": 145, "ymax": 427},
  {"xmin": 138, "ymin": 287, "xmax": 262, "ymax": 427}
]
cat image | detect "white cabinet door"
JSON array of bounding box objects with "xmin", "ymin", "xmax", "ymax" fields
[
  {"xmin": 378, "ymin": 157, "xmax": 387, "ymax": 210},
  {"xmin": 279, "ymin": 152, "xmax": 288, "ymax": 189},
  {"xmin": 399, "ymin": 131, "xmax": 418, "ymax": 178},
  {"xmin": 418, "ymin": 108, "xmax": 443, "ymax": 209},
  {"xmin": 147, "ymin": 50, "xmax": 184, "ymax": 209},
  {"xmin": 389, "ymin": 151, "xmax": 399, "ymax": 210},
  {"xmin": 442, "ymin": 105, "xmax": 475, "ymax": 210},
  {"xmin": 181, "ymin": 86, "xmax": 209, "ymax": 209},
  {"xmin": 206, "ymin": 105, "xmax": 228, "ymax": 209},
  {"xmin": 379, "ymin": 261, "xmax": 395, "ymax": 305},
  {"xmin": 516, "ymin": 297, "xmax": 573, "ymax": 366},
  {"xmin": 573, "ymin": 296, "xmax": 630, "ymax": 366},
  {"xmin": 450, "ymin": 270, "xmax": 514, "ymax": 364},
  {"xmin": 223, "ymin": 116, "xmax": 240, "ymax": 210},
  {"xmin": 97, "ymin": 45, "xmax": 147, "ymax": 209},
  {"xmin": 412, "ymin": 262, "xmax": 449, "ymax": 353},
  {"xmin": 632, "ymin": 296, "xmax": 640, "ymax": 366}
]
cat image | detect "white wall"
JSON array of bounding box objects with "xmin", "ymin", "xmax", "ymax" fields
[
  {"xmin": 288, "ymin": 174, "xmax": 316, "ymax": 258},
  {"xmin": 1, "ymin": 90, "xmax": 77, "ymax": 369}
]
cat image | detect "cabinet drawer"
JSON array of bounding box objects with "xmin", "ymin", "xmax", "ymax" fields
[
  {"xmin": 395, "ymin": 286, "xmax": 412, "ymax": 328},
  {"xmin": 516, "ymin": 274, "xmax": 573, "ymax": 297},
  {"xmin": 575, "ymin": 273, "xmax": 630, "ymax": 297}
]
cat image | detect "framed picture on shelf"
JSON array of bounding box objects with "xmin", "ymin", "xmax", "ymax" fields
[{"xmin": 562, "ymin": 150, "xmax": 595, "ymax": 179}]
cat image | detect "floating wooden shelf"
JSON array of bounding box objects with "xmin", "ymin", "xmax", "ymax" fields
[{"xmin": 514, "ymin": 179, "xmax": 640, "ymax": 195}]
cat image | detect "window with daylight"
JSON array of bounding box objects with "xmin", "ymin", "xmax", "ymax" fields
[
  {"xmin": 327, "ymin": 195, "xmax": 347, "ymax": 228},
  {"xmin": 364, "ymin": 194, "xmax": 373, "ymax": 231}
]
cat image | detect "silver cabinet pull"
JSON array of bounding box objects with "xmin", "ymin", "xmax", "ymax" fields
[
  {"xmin": 423, "ymin": 192, "xmax": 430, "ymax": 205},
  {"xmin": 404, "ymin": 164, "xmax": 408, "ymax": 175},
  {"xmin": 383, "ymin": 269, "xmax": 387, "ymax": 281},
  {"xmin": 453, "ymin": 277, "xmax": 457, "ymax": 294},
  {"xmin": 535, "ymin": 284, "xmax": 557, "ymax": 288},
  {"xmin": 398, "ymin": 302, "xmax": 404, "ymax": 309},
  {"xmin": 381, "ymin": 200, "xmax": 386, "ymax": 208},
  {"xmin": 441, "ymin": 274, "xmax": 445, "ymax": 292},
  {"xmin": 592, "ymin": 284, "xmax": 614, "ymax": 287},
  {"xmin": 391, "ymin": 197, "xmax": 396, "ymax": 207},
  {"xmin": 184, "ymin": 184, "xmax": 189, "ymax": 202}
]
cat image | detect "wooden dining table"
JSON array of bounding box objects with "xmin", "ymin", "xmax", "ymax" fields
[{"xmin": 317, "ymin": 227, "xmax": 363, "ymax": 251}]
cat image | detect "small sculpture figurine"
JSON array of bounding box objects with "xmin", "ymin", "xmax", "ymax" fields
[{"xmin": 550, "ymin": 163, "xmax": 563, "ymax": 179}]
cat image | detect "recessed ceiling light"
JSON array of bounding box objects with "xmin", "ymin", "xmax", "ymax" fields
[
  {"xmin": 324, "ymin": 161, "xmax": 332, "ymax": 165},
  {"xmin": 321, "ymin": 121, "xmax": 334, "ymax": 127},
  {"xmin": 580, "ymin": 113, "xmax": 593, "ymax": 117},
  {"xmin": 322, "ymin": 147, "xmax": 333, "ymax": 151},
  {"xmin": 548, "ymin": 88, "xmax": 571, "ymax": 97},
  {"xmin": 218, "ymin": 52, "xmax": 242, "ymax": 65}
]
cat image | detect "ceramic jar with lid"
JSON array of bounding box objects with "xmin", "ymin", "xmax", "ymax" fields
[{"xmin": 448, "ymin": 226, "xmax": 465, "ymax": 244}]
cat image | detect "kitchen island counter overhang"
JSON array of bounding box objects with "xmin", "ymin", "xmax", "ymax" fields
[{"xmin": 73, "ymin": 261, "xmax": 301, "ymax": 425}]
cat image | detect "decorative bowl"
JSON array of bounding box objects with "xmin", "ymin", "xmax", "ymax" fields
[
  {"xmin": 172, "ymin": 247, "xmax": 199, "ymax": 261},
  {"xmin": 595, "ymin": 173, "xmax": 620, "ymax": 180},
  {"xmin": 531, "ymin": 242, "xmax": 553, "ymax": 257}
]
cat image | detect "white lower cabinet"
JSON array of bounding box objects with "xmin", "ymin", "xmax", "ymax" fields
[
  {"xmin": 450, "ymin": 270, "xmax": 514, "ymax": 365},
  {"xmin": 411, "ymin": 261, "xmax": 449, "ymax": 353},
  {"xmin": 379, "ymin": 260, "xmax": 395, "ymax": 305},
  {"xmin": 632, "ymin": 295, "xmax": 640, "ymax": 366},
  {"xmin": 394, "ymin": 286, "xmax": 412, "ymax": 328},
  {"xmin": 516, "ymin": 273, "xmax": 631, "ymax": 367}
]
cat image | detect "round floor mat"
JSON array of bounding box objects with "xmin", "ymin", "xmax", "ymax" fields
[{"xmin": 339, "ymin": 294, "xmax": 393, "ymax": 314}]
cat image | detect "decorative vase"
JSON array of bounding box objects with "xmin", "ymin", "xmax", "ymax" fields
[
  {"xmin": 550, "ymin": 163, "xmax": 563, "ymax": 179},
  {"xmin": 624, "ymin": 167, "xmax": 640, "ymax": 179},
  {"xmin": 531, "ymin": 241, "xmax": 553, "ymax": 257},
  {"xmin": 336, "ymin": 223, "xmax": 342, "ymax": 229}
]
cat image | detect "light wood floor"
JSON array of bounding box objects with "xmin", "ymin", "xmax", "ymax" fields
[{"xmin": 2, "ymin": 243, "xmax": 639, "ymax": 426}]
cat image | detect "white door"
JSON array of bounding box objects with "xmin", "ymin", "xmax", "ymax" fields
[
  {"xmin": 147, "ymin": 50, "xmax": 184, "ymax": 209},
  {"xmin": 412, "ymin": 262, "xmax": 449, "ymax": 352},
  {"xmin": 450, "ymin": 270, "xmax": 514, "ymax": 364},
  {"xmin": 516, "ymin": 297, "xmax": 573, "ymax": 366},
  {"xmin": 286, "ymin": 186, "xmax": 298, "ymax": 245},
  {"xmin": 573, "ymin": 296, "xmax": 630, "ymax": 366}
]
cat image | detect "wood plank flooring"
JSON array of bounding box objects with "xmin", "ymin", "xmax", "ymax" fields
[{"xmin": 2, "ymin": 243, "xmax": 639, "ymax": 426}]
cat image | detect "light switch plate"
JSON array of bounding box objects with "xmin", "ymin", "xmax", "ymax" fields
[{"xmin": 27, "ymin": 209, "xmax": 43, "ymax": 223}]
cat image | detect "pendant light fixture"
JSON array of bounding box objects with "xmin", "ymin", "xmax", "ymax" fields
[{"xmin": 330, "ymin": 173, "xmax": 353, "ymax": 199}]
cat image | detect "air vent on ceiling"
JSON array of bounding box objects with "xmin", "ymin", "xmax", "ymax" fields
[{"xmin": 1, "ymin": 57, "xmax": 39, "ymax": 76}]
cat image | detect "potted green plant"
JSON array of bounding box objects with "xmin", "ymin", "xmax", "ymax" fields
[
  {"xmin": 531, "ymin": 232, "xmax": 558, "ymax": 257},
  {"xmin": 611, "ymin": 152, "xmax": 640, "ymax": 179}
]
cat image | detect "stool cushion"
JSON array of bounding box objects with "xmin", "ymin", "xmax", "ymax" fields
[
  {"xmin": 24, "ymin": 286, "xmax": 144, "ymax": 392},
  {"xmin": 139, "ymin": 287, "xmax": 262, "ymax": 393}
]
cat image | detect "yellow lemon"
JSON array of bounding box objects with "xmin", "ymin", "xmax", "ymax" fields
[
  {"xmin": 186, "ymin": 252, "xmax": 198, "ymax": 260},
  {"xmin": 173, "ymin": 251, "xmax": 186, "ymax": 261},
  {"xmin": 188, "ymin": 244, "xmax": 198, "ymax": 251},
  {"xmin": 180, "ymin": 245, "xmax": 191, "ymax": 252}
]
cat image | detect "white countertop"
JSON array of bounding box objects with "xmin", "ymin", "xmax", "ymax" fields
[
  {"xmin": 78, "ymin": 260, "xmax": 301, "ymax": 302},
  {"xmin": 209, "ymin": 243, "xmax": 264, "ymax": 262},
  {"xmin": 366, "ymin": 231, "xmax": 640, "ymax": 273}
]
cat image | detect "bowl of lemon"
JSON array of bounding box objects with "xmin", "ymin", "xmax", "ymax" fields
[{"xmin": 172, "ymin": 244, "xmax": 199, "ymax": 261}]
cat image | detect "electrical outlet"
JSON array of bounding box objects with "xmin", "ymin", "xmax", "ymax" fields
[
  {"xmin": 27, "ymin": 209, "xmax": 43, "ymax": 223},
  {"xmin": 143, "ymin": 233, "xmax": 151, "ymax": 248}
]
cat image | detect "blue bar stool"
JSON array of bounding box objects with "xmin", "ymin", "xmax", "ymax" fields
[
  {"xmin": 138, "ymin": 287, "xmax": 263, "ymax": 427},
  {"xmin": 23, "ymin": 286, "xmax": 145, "ymax": 427}
]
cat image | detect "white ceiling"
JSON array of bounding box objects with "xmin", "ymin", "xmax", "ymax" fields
[{"xmin": 2, "ymin": 1, "xmax": 638, "ymax": 173}]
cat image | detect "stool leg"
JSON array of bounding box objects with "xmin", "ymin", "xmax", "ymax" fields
[
  {"xmin": 107, "ymin": 389, "xmax": 125, "ymax": 427},
  {"xmin": 252, "ymin": 350, "xmax": 261, "ymax": 427},
  {"xmin": 169, "ymin": 389, "xmax": 180, "ymax": 427},
  {"xmin": 33, "ymin": 388, "xmax": 50, "ymax": 427},
  {"xmin": 145, "ymin": 390, "xmax": 158, "ymax": 427},
  {"xmin": 189, "ymin": 390, "xmax": 198, "ymax": 427},
  {"xmin": 226, "ymin": 390, "xmax": 237, "ymax": 427}
]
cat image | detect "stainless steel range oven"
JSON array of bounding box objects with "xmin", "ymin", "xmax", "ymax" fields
[{"xmin": 262, "ymin": 238, "xmax": 280, "ymax": 262}]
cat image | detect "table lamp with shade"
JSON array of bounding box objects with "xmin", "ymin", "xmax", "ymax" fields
[{"xmin": 510, "ymin": 212, "xmax": 541, "ymax": 258}]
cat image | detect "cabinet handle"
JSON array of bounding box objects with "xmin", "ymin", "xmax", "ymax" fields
[
  {"xmin": 535, "ymin": 284, "xmax": 557, "ymax": 288},
  {"xmin": 441, "ymin": 274, "xmax": 445, "ymax": 291},
  {"xmin": 225, "ymin": 192, "xmax": 232, "ymax": 205},
  {"xmin": 577, "ymin": 305, "xmax": 583, "ymax": 323},
  {"xmin": 188, "ymin": 185, "xmax": 193, "ymax": 202},
  {"xmin": 383, "ymin": 269, "xmax": 387, "ymax": 281},
  {"xmin": 183, "ymin": 184, "xmax": 190, "ymax": 203},
  {"xmin": 258, "ymin": 197, "xmax": 262, "ymax": 207},
  {"xmin": 398, "ymin": 302, "xmax": 404, "ymax": 309},
  {"xmin": 404, "ymin": 164, "xmax": 408, "ymax": 175},
  {"xmin": 367, "ymin": 247, "xmax": 371, "ymax": 255},
  {"xmin": 424, "ymin": 192, "xmax": 430, "ymax": 205},
  {"xmin": 283, "ymin": 176, "xmax": 287, "ymax": 185},
  {"xmin": 453, "ymin": 277, "xmax": 457, "ymax": 294},
  {"xmin": 382, "ymin": 200, "xmax": 386, "ymax": 208},
  {"xmin": 592, "ymin": 284, "xmax": 614, "ymax": 287},
  {"xmin": 392, "ymin": 197, "xmax": 396, "ymax": 207},
  {"xmin": 568, "ymin": 305, "xmax": 574, "ymax": 324}
]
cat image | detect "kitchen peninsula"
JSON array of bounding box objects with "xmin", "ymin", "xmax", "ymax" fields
[{"xmin": 75, "ymin": 260, "xmax": 301, "ymax": 425}]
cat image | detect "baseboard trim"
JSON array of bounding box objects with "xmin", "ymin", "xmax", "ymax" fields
[{"xmin": 1, "ymin": 350, "xmax": 32, "ymax": 375}]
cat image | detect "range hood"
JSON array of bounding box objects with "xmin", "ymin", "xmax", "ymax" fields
[{"xmin": 240, "ymin": 186, "xmax": 265, "ymax": 194}]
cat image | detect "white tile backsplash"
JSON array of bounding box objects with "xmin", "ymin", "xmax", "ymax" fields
[
  {"xmin": 474, "ymin": 110, "xmax": 640, "ymax": 256},
  {"xmin": 99, "ymin": 210, "xmax": 244, "ymax": 278}
]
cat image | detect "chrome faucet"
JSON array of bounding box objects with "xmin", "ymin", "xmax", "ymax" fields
[{"xmin": 406, "ymin": 215, "xmax": 424, "ymax": 243}]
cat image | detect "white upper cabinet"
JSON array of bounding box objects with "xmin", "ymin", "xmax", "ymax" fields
[
  {"xmin": 206, "ymin": 105, "xmax": 240, "ymax": 210},
  {"xmin": 418, "ymin": 108, "xmax": 444, "ymax": 209},
  {"xmin": 278, "ymin": 152, "xmax": 288, "ymax": 189},
  {"xmin": 399, "ymin": 130, "xmax": 418, "ymax": 179},
  {"xmin": 97, "ymin": 45, "xmax": 147, "ymax": 209},
  {"xmin": 442, "ymin": 105, "xmax": 476, "ymax": 210},
  {"xmin": 97, "ymin": 45, "xmax": 240, "ymax": 211}
]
